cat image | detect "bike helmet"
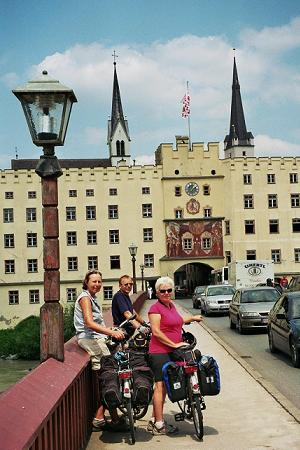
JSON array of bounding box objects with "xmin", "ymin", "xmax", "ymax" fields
[
  {"xmin": 182, "ymin": 331, "xmax": 197, "ymax": 348},
  {"xmin": 129, "ymin": 332, "xmax": 148, "ymax": 349}
]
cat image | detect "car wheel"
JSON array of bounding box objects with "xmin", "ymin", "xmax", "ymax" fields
[
  {"xmin": 268, "ymin": 329, "xmax": 277, "ymax": 353},
  {"xmin": 237, "ymin": 316, "xmax": 244, "ymax": 334},
  {"xmin": 290, "ymin": 338, "xmax": 300, "ymax": 368},
  {"xmin": 229, "ymin": 315, "xmax": 236, "ymax": 329}
]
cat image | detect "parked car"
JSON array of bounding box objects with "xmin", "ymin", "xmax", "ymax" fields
[
  {"xmin": 200, "ymin": 284, "xmax": 235, "ymax": 315},
  {"xmin": 287, "ymin": 275, "xmax": 300, "ymax": 292},
  {"xmin": 268, "ymin": 291, "xmax": 300, "ymax": 368},
  {"xmin": 256, "ymin": 282, "xmax": 283, "ymax": 294},
  {"xmin": 229, "ymin": 287, "xmax": 281, "ymax": 334},
  {"xmin": 175, "ymin": 285, "xmax": 188, "ymax": 298},
  {"xmin": 192, "ymin": 286, "xmax": 206, "ymax": 309}
]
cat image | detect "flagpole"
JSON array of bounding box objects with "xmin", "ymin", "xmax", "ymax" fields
[{"xmin": 186, "ymin": 81, "xmax": 192, "ymax": 150}]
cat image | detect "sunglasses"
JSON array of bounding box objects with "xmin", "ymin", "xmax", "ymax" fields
[
  {"xmin": 159, "ymin": 288, "xmax": 173, "ymax": 294},
  {"xmin": 123, "ymin": 282, "xmax": 133, "ymax": 286}
]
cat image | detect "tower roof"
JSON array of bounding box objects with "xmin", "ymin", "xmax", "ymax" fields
[
  {"xmin": 108, "ymin": 62, "xmax": 130, "ymax": 142},
  {"xmin": 224, "ymin": 57, "xmax": 253, "ymax": 149}
]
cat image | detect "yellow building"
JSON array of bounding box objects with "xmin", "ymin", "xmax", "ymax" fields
[{"xmin": 1, "ymin": 59, "xmax": 300, "ymax": 328}]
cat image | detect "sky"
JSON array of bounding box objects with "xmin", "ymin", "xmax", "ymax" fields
[{"xmin": 1, "ymin": 0, "xmax": 300, "ymax": 169}]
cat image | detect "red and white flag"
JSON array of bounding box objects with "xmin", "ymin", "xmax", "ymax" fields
[{"xmin": 181, "ymin": 93, "xmax": 190, "ymax": 118}]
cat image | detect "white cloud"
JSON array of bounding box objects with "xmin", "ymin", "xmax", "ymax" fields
[{"xmin": 255, "ymin": 134, "xmax": 300, "ymax": 157}]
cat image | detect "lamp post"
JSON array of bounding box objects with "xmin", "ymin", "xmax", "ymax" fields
[
  {"xmin": 128, "ymin": 243, "xmax": 138, "ymax": 293},
  {"xmin": 140, "ymin": 264, "xmax": 145, "ymax": 291},
  {"xmin": 13, "ymin": 71, "xmax": 77, "ymax": 362}
]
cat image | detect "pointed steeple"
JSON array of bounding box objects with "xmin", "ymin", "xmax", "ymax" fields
[
  {"xmin": 224, "ymin": 55, "xmax": 254, "ymax": 158},
  {"xmin": 108, "ymin": 57, "xmax": 131, "ymax": 166}
]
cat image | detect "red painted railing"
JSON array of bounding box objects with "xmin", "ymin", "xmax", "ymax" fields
[{"xmin": 0, "ymin": 291, "xmax": 147, "ymax": 450}]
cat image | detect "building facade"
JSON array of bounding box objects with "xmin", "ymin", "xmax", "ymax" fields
[{"xmin": 1, "ymin": 60, "xmax": 300, "ymax": 328}]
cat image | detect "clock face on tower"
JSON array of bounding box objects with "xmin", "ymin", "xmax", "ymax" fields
[{"xmin": 185, "ymin": 182, "xmax": 199, "ymax": 196}]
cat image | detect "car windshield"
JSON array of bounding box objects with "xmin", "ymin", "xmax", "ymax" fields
[
  {"xmin": 290, "ymin": 299, "xmax": 300, "ymax": 319},
  {"xmin": 207, "ymin": 286, "xmax": 235, "ymax": 296},
  {"xmin": 241, "ymin": 289, "xmax": 280, "ymax": 303},
  {"xmin": 195, "ymin": 287, "xmax": 205, "ymax": 294}
]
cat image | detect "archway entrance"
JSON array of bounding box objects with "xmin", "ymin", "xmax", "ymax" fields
[{"xmin": 174, "ymin": 262, "xmax": 213, "ymax": 295}]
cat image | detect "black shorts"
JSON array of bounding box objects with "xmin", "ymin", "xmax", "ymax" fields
[{"xmin": 148, "ymin": 352, "xmax": 173, "ymax": 382}]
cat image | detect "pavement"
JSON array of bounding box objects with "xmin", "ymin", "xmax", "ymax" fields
[{"xmin": 87, "ymin": 300, "xmax": 300, "ymax": 450}]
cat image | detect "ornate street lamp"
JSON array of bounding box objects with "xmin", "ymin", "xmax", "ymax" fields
[
  {"xmin": 128, "ymin": 243, "xmax": 138, "ymax": 293},
  {"xmin": 13, "ymin": 71, "xmax": 77, "ymax": 362},
  {"xmin": 140, "ymin": 264, "xmax": 145, "ymax": 291}
]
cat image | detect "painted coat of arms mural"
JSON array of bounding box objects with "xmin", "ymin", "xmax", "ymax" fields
[{"xmin": 166, "ymin": 220, "xmax": 223, "ymax": 258}]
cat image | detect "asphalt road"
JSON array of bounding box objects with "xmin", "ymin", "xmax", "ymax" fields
[{"xmin": 177, "ymin": 297, "xmax": 300, "ymax": 411}]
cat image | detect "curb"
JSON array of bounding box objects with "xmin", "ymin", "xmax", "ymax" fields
[{"xmin": 199, "ymin": 320, "xmax": 300, "ymax": 424}]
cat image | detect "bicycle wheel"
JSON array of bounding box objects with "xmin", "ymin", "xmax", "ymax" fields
[
  {"xmin": 188, "ymin": 383, "xmax": 204, "ymax": 440},
  {"xmin": 133, "ymin": 405, "xmax": 148, "ymax": 420},
  {"xmin": 124, "ymin": 399, "xmax": 136, "ymax": 445}
]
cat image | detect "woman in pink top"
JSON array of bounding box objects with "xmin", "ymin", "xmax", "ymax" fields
[{"xmin": 147, "ymin": 276, "xmax": 203, "ymax": 435}]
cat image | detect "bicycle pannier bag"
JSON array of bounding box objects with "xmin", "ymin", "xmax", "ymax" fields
[
  {"xmin": 162, "ymin": 361, "xmax": 186, "ymax": 402},
  {"xmin": 98, "ymin": 355, "xmax": 122, "ymax": 409},
  {"xmin": 132, "ymin": 366, "xmax": 154, "ymax": 406},
  {"xmin": 197, "ymin": 355, "xmax": 221, "ymax": 396}
]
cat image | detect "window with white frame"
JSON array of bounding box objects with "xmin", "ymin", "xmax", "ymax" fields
[
  {"xmin": 143, "ymin": 228, "xmax": 153, "ymax": 242},
  {"xmin": 27, "ymin": 232, "xmax": 37, "ymax": 247},
  {"xmin": 204, "ymin": 207, "xmax": 211, "ymax": 217},
  {"xmin": 243, "ymin": 174, "xmax": 252, "ymax": 184},
  {"xmin": 294, "ymin": 248, "xmax": 300, "ymax": 262},
  {"xmin": 142, "ymin": 204, "xmax": 152, "ymax": 218},
  {"xmin": 66, "ymin": 206, "xmax": 76, "ymax": 221},
  {"xmin": 144, "ymin": 254, "xmax": 154, "ymax": 268},
  {"xmin": 202, "ymin": 237, "xmax": 211, "ymax": 249},
  {"xmin": 244, "ymin": 194, "xmax": 254, "ymax": 209},
  {"xmin": 246, "ymin": 249, "xmax": 256, "ymax": 260},
  {"xmin": 109, "ymin": 230, "xmax": 119, "ymax": 244},
  {"xmin": 5, "ymin": 191, "xmax": 14, "ymax": 199},
  {"xmin": 225, "ymin": 220, "xmax": 230, "ymax": 235},
  {"xmin": 110, "ymin": 255, "xmax": 120, "ymax": 269},
  {"xmin": 103, "ymin": 286, "xmax": 113, "ymax": 300},
  {"xmin": 4, "ymin": 234, "xmax": 14, "ymax": 248},
  {"xmin": 108, "ymin": 205, "xmax": 118, "ymax": 219},
  {"xmin": 292, "ymin": 218, "xmax": 300, "ymax": 232},
  {"xmin": 88, "ymin": 256, "xmax": 98, "ymax": 270},
  {"xmin": 175, "ymin": 209, "xmax": 183, "ymax": 219},
  {"xmin": 28, "ymin": 191, "xmax": 37, "ymax": 199},
  {"xmin": 142, "ymin": 187, "xmax": 150, "ymax": 194},
  {"xmin": 69, "ymin": 189, "xmax": 77, "ymax": 197},
  {"xmin": 66, "ymin": 288, "xmax": 77, "ymax": 302},
  {"xmin": 68, "ymin": 257, "xmax": 78, "ymax": 271},
  {"xmin": 3, "ymin": 208, "xmax": 14, "ymax": 223},
  {"xmin": 109, "ymin": 188, "xmax": 118, "ymax": 196},
  {"xmin": 175, "ymin": 186, "xmax": 182, "ymax": 196},
  {"xmin": 271, "ymin": 249, "xmax": 281, "ymax": 263},
  {"xmin": 29, "ymin": 290, "xmax": 40, "ymax": 304},
  {"xmin": 86, "ymin": 206, "xmax": 96, "ymax": 220},
  {"xmin": 86, "ymin": 189, "xmax": 94, "ymax": 197},
  {"xmin": 67, "ymin": 231, "xmax": 77, "ymax": 245},
  {"xmin": 183, "ymin": 238, "xmax": 193, "ymax": 250},
  {"xmin": 27, "ymin": 259, "xmax": 38, "ymax": 273},
  {"xmin": 269, "ymin": 219, "xmax": 279, "ymax": 234},
  {"xmin": 9, "ymin": 290, "xmax": 19, "ymax": 305},
  {"xmin": 245, "ymin": 220, "xmax": 255, "ymax": 234},
  {"xmin": 203, "ymin": 184, "xmax": 210, "ymax": 195},
  {"xmin": 291, "ymin": 193, "xmax": 300, "ymax": 208},
  {"xmin": 290, "ymin": 173, "xmax": 298, "ymax": 184},
  {"xmin": 5, "ymin": 260, "xmax": 15, "ymax": 273},
  {"xmin": 225, "ymin": 251, "xmax": 231, "ymax": 264},
  {"xmin": 267, "ymin": 173, "xmax": 276, "ymax": 184},
  {"xmin": 87, "ymin": 230, "xmax": 97, "ymax": 245},
  {"xmin": 26, "ymin": 208, "xmax": 37, "ymax": 222},
  {"xmin": 268, "ymin": 194, "xmax": 278, "ymax": 208}
]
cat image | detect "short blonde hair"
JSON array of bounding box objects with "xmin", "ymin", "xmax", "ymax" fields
[{"xmin": 155, "ymin": 276, "xmax": 174, "ymax": 291}]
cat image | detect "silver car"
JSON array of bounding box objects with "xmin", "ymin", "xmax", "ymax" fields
[
  {"xmin": 192, "ymin": 286, "xmax": 206, "ymax": 309},
  {"xmin": 200, "ymin": 284, "xmax": 235, "ymax": 315},
  {"xmin": 229, "ymin": 287, "xmax": 281, "ymax": 334}
]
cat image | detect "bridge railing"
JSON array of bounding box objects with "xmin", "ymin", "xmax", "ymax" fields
[{"xmin": 0, "ymin": 291, "xmax": 147, "ymax": 450}]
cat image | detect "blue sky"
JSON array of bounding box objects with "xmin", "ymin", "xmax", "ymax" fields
[{"xmin": 1, "ymin": 0, "xmax": 300, "ymax": 168}]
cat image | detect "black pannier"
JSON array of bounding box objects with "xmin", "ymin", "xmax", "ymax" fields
[
  {"xmin": 197, "ymin": 355, "xmax": 221, "ymax": 396},
  {"xmin": 162, "ymin": 361, "xmax": 186, "ymax": 402},
  {"xmin": 129, "ymin": 350, "xmax": 154, "ymax": 406},
  {"xmin": 98, "ymin": 355, "xmax": 122, "ymax": 410}
]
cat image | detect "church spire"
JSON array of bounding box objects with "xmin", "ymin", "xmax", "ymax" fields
[
  {"xmin": 108, "ymin": 54, "xmax": 131, "ymax": 166},
  {"xmin": 224, "ymin": 54, "xmax": 254, "ymax": 158}
]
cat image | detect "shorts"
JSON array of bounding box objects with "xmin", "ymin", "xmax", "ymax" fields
[
  {"xmin": 78, "ymin": 337, "xmax": 111, "ymax": 370},
  {"xmin": 148, "ymin": 352, "xmax": 173, "ymax": 382}
]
